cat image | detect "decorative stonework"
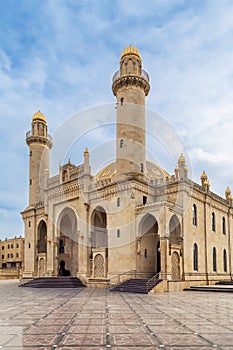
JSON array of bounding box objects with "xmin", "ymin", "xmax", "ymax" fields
[
  {"xmin": 26, "ymin": 134, "xmax": 52, "ymax": 149},
  {"xmin": 112, "ymin": 75, "xmax": 150, "ymax": 96}
]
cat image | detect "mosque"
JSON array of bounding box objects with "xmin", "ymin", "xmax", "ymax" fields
[{"xmin": 21, "ymin": 46, "xmax": 233, "ymax": 292}]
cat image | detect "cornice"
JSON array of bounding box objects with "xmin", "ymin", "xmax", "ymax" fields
[{"xmin": 112, "ymin": 75, "xmax": 150, "ymax": 96}]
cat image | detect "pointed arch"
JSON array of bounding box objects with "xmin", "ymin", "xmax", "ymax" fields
[
  {"xmin": 192, "ymin": 204, "xmax": 197, "ymax": 226},
  {"xmin": 91, "ymin": 206, "xmax": 107, "ymax": 248},
  {"xmin": 137, "ymin": 214, "xmax": 159, "ymax": 274},
  {"xmin": 38, "ymin": 220, "xmax": 47, "ymax": 254},
  {"xmin": 57, "ymin": 207, "xmax": 78, "ymax": 276},
  {"xmin": 169, "ymin": 215, "xmax": 181, "ymax": 245}
]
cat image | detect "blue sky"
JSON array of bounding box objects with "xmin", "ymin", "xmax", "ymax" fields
[{"xmin": 1, "ymin": 0, "xmax": 233, "ymax": 239}]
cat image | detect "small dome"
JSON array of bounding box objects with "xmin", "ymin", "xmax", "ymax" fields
[
  {"xmin": 178, "ymin": 153, "xmax": 186, "ymax": 164},
  {"xmin": 225, "ymin": 186, "xmax": 231, "ymax": 197},
  {"xmin": 121, "ymin": 45, "xmax": 141, "ymax": 59},
  {"xmin": 32, "ymin": 110, "xmax": 47, "ymax": 123},
  {"xmin": 201, "ymin": 170, "xmax": 208, "ymax": 180},
  {"xmin": 174, "ymin": 166, "xmax": 179, "ymax": 173},
  {"xmin": 84, "ymin": 148, "xmax": 89, "ymax": 156}
]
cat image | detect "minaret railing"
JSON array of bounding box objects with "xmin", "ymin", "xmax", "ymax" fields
[{"xmin": 112, "ymin": 69, "xmax": 149, "ymax": 83}]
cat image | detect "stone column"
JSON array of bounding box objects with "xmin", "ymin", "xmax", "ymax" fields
[{"xmin": 160, "ymin": 236, "xmax": 169, "ymax": 280}]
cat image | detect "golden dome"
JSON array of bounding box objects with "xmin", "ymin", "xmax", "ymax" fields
[
  {"xmin": 184, "ymin": 166, "xmax": 188, "ymax": 172},
  {"xmin": 225, "ymin": 186, "xmax": 231, "ymax": 197},
  {"xmin": 178, "ymin": 153, "xmax": 186, "ymax": 164},
  {"xmin": 174, "ymin": 166, "xmax": 179, "ymax": 173},
  {"xmin": 84, "ymin": 148, "xmax": 89, "ymax": 156},
  {"xmin": 121, "ymin": 45, "xmax": 141, "ymax": 59},
  {"xmin": 201, "ymin": 170, "xmax": 208, "ymax": 180},
  {"xmin": 32, "ymin": 110, "xmax": 47, "ymax": 123}
]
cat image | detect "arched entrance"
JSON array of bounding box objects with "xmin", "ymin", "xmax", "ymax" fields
[
  {"xmin": 38, "ymin": 220, "xmax": 47, "ymax": 254},
  {"xmin": 91, "ymin": 206, "xmax": 108, "ymax": 278},
  {"xmin": 37, "ymin": 220, "xmax": 47, "ymax": 276},
  {"xmin": 57, "ymin": 207, "xmax": 78, "ymax": 276},
  {"xmin": 137, "ymin": 214, "xmax": 159, "ymax": 275},
  {"xmin": 169, "ymin": 215, "xmax": 182, "ymax": 280}
]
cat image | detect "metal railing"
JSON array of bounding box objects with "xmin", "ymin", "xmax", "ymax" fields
[
  {"xmin": 110, "ymin": 270, "xmax": 162, "ymax": 292},
  {"xmin": 112, "ymin": 69, "xmax": 149, "ymax": 83},
  {"xmin": 146, "ymin": 272, "xmax": 161, "ymax": 292},
  {"xmin": 26, "ymin": 130, "xmax": 52, "ymax": 142},
  {"xmin": 110, "ymin": 270, "xmax": 136, "ymax": 286}
]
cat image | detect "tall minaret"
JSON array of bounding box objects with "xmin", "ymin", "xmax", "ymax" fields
[
  {"xmin": 112, "ymin": 45, "xmax": 150, "ymax": 177},
  {"xmin": 26, "ymin": 111, "xmax": 52, "ymax": 205}
]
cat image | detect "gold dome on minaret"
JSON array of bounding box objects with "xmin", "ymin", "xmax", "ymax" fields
[
  {"xmin": 201, "ymin": 170, "xmax": 208, "ymax": 180},
  {"xmin": 225, "ymin": 186, "xmax": 232, "ymax": 200},
  {"xmin": 32, "ymin": 110, "xmax": 47, "ymax": 123},
  {"xmin": 121, "ymin": 45, "xmax": 141, "ymax": 60},
  {"xmin": 178, "ymin": 153, "xmax": 186, "ymax": 164}
]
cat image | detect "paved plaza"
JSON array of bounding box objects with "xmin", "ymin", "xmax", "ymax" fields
[{"xmin": 0, "ymin": 281, "xmax": 233, "ymax": 349}]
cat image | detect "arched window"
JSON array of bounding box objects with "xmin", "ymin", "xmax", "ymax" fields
[
  {"xmin": 117, "ymin": 229, "xmax": 120, "ymax": 238},
  {"xmin": 120, "ymin": 139, "xmax": 124, "ymax": 148},
  {"xmin": 120, "ymin": 97, "xmax": 124, "ymax": 106},
  {"xmin": 223, "ymin": 249, "xmax": 227, "ymax": 272},
  {"xmin": 212, "ymin": 212, "xmax": 216, "ymax": 232},
  {"xmin": 222, "ymin": 217, "xmax": 226, "ymax": 235},
  {"xmin": 59, "ymin": 239, "xmax": 65, "ymax": 254},
  {"xmin": 213, "ymin": 247, "xmax": 217, "ymax": 272},
  {"xmin": 192, "ymin": 204, "xmax": 197, "ymax": 226},
  {"xmin": 117, "ymin": 197, "xmax": 120, "ymax": 207},
  {"xmin": 140, "ymin": 163, "xmax": 144, "ymax": 172},
  {"xmin": 193, "ymin": 243, "xmax": 198, "ymax": 271}
]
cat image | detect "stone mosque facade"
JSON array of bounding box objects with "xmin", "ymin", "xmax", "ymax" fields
[{"xmin": 21, "ymin": 46, "xmax": 233, "ymax": 291}]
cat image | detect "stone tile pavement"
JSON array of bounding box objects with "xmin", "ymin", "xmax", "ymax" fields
[{"xmin": 0, "ymin": 280, "xmax": 233, "ymax": 349}]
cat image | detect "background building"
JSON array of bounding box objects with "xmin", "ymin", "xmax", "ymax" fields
[
  {"xmin": 21, "ymin": 46, "xmax": 233, "ymax": 291},
  {"xmin": 0, "ymin": 236, "xmax": 24, "ymax": 279}
]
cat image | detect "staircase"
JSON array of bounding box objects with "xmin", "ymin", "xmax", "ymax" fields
[
  {"xmin": 184, "ymin": 280, "xmax": 233, "ymax": 293},
  {"xmin": 20, "ymin": 276, "xmax": 85, "ymax": 288},
  {"xmin": 109, "ymin": 276, "xmax": 162, "ymax": 294}
]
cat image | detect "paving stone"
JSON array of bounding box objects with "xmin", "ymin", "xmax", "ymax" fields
[{"xmin": 1, "ymin": 280, "xmax": 233, "ymax": 349}]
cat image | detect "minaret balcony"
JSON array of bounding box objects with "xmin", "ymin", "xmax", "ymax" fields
[
  {"xmin": 112, "ymin": 69, "xmax": 149, "ymax": 84},
  {"xmin": 26, "ymin": 130, "xmax": 52, "ymax": 141},
  {"xmin": 112, "ymin": 69, "xmax": 150, "ymax": 96},
  {"xmin": 26, "ymin": 130, "xmax": 53, "ymax": 148}
]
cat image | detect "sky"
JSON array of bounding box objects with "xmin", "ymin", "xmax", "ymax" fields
[{"xmin": 1, "ymin": 0, "xmax": 233, "ymax": 239}]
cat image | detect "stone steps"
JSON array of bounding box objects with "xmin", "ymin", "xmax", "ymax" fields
[
  {"xmin": 109, "ymin": 278, "xmax": 162, "ymax": 294},
  {"xmin": 20, "ymin": 276, "xmax": 85, "ymax": 288},
  {"xmin": 184, "ymin": 281, "xmax": 233, "ymax": 293}
]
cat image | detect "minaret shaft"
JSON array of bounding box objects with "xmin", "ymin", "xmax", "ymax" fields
[
  {"xmin": 112, "ymin": 46, "xmax": 150, "ymax": 176},
  {"xmin": 26, "ymin": 111, "xmax": 52, "ymax": 206}
]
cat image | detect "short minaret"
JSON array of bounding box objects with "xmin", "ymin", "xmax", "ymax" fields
[
  {"xmin": 84, "ymin": 148, "xmax": 90, "ymax": 174},
  {"xmin": 225, "ymin": 186, "xmax": 233, "ymax": 201},
  {"xmin": 177, "ymin": 153, "xmax": 187, "ymax": 180},
  {"xmin": 112, "ymin": 45, "xmax": 150, "ymax": 176},
  {"xmin": 201, "ymin": 170, "xmax": 210, "ymax": 191},
  {"xmin": 26, "ymin": 111, "xmax": 52, "ymax": 205}
]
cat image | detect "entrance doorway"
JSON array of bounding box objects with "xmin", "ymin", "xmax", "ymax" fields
[
  {"xmin": 57, "ymin": 208, "xmax": 78, "ymax": 276},
  {"xmin": 91, "ymin": 207, "xmax": 108, "ymax": 278},
  {"xmin": 137, "ymin": 214, "xmax": 159, "ymax": 275}
]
